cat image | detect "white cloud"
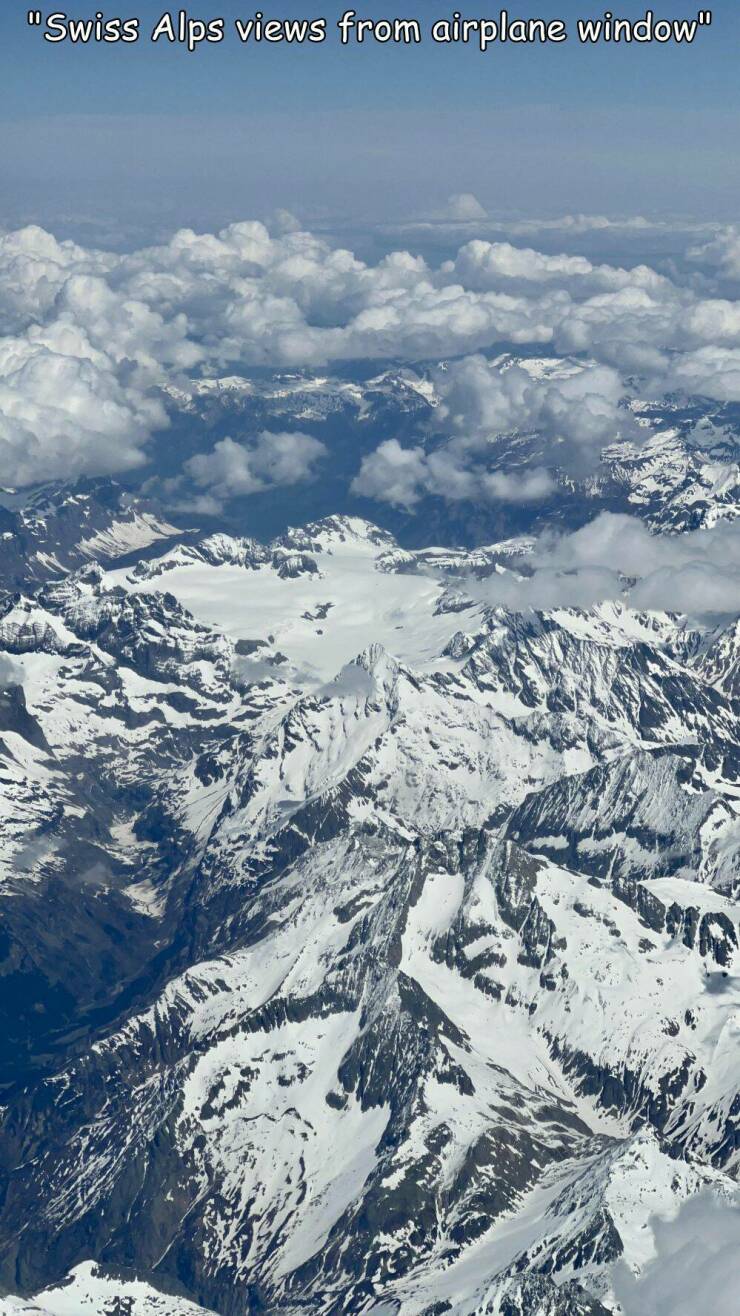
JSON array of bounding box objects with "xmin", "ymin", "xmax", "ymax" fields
[
  {"xmin": 351, "ymin": 439, "xmax": 430, "ymax": 508},
  {"xmin": 57, "ymin": 274, "xmax": 201, "ymax": 377},
  {"xmin": 473, "ymin": 513, "xmax": 740, "ymax": 616},
  {"xmin": 351, "ymin": 436, "xmax": 554, "ymax": 508},
  {"xmin": 630, "ymin": 561, "xmax": 740, "ymax": 613},
  {"xmin": 270, "ymin": 209, "xmax": 302, "ymax": 235},
  {"xmin": 184, "ymin": 431, "xmax": 327, "ymax": 507},
  {"xmin": 445, "ymin": 239, "xmax": 670, "ymax": 301},
  {"xmin": 447, "ymin": 239, "xmax": 595, "ymax": 287},
  {"xmin": 0, "ymin": 328, "xmax": 168, "ymax": 486},
  {"xmin": 613, "ymin": 1192, "xmax": 740, "ymax": 1316},
  {"xmin": 685, "ymin": 298, "xmax": 740, "ymax": 344},
  {"xmin": 510, "ymin": 213, "xmax": 657, "ymax": 235},
  {"xmin": 385, "ymin": 212, "xmax": 711, "ymax": 243},
  {"xmin": 442, "ymin": 193, "xmax": 488, "ymax": 221},
  {"xmin": 0, "ymin": 224, "xmax": 113, "ymax": 332},
  {"xmin": 669, "ymin": 344, "xmax": 740, "ymax": 400},
  {"xmin": 352, "ymin": 354, "xmax": 645, "ymax": 509},
  {"xmin": 0, "ymin": 230, "xmax": 201, "ymax": 486}
]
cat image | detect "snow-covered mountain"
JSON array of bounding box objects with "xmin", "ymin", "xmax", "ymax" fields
[{"xmin": 0, "ymin": 508, "xmax": 737, "ymax": 1315}]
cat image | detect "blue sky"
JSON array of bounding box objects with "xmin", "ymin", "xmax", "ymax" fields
[{"xmin": 1, "ymin": 1, "xmax": 739, "ymax": 234}]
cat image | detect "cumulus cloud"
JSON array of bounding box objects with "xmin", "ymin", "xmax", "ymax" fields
[
  {"xmin": 444, "ymin": 239, "xmax": 671, "ymax": 303},
  {"xmin": 184, "ymin": 431, "xmax": 327, "ymax": 509},
  {"xmin": 57, "ymin": 274, "xmax": 201, "ymax": 378},
  {"xmin": 668, "ymin": 345, "xmax": 740, "ymax": 400},
  {"xmin": 684, "ymin": 298, "xmax": 740, "ymax": 344},
  {"xmin": 437, "ymin": 355, "xmax": 641, "ymax": 473},
  {"xmin": 471, "ymin": 512, "xmax": 740, "ymax": 617},
  {"xmin": 351, "ymin": 436, "xmax": 554, "ymax": 508},
  {"xmin": 351, "ymin": 439, "xmax": 429, "ymax": 508},
  {"xmin": 509, "ymin": 213, "xmax": 658, "ymax": 236},
  {"xmin": 483, "ymin": 468, "xmax": 555, "ymax": 501},
  {"xmin": 447, "ymin": 239, "xmax": 595, "ymax": 288},
  {"xmin": 0, "ymin": 328, "xmax": 169, "ymax": 486},
  {"xmin": 269, "ymin": 208, "xmax": 302, "ymax": 235},
  {"xmin": 0, "ymin": 225, "xmax": 113, "ymax": 333},
  {"xmin": 385, "ymin": 212, "xmax": 708, "ymax": 243},
  {"xmin": 688, "ymin": 226, "xmax": 740, "ymax": 282},
  {"xmin": 113, "ymin": 218, "xmax": 740, "ymax": 393}
]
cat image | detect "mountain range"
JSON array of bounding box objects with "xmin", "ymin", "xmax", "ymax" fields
[{"xmin": 0, "ymin": 364, "xmax": 738, "ymax": 1316}]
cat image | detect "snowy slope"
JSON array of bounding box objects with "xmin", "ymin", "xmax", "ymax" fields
[{"xmin": 0, "ymin": 480, "xmax": 182, "ymax": 589}]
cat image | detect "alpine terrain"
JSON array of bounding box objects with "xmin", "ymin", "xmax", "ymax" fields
[{"xmin": 0, "ymin": 369, "xmax": 738, "ymax": 1316}]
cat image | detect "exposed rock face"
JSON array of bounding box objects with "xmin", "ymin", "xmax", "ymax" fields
[{"xmin": 0, "ymin": 478, "xmax": 181, "ymax": 591}]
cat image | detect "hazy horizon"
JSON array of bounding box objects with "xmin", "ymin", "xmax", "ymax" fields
[{"xmin": 2, "ymin": 0, "xmax": 740, "ymax": 238}]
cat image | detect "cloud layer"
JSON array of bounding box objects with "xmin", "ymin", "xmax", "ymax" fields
[
  {"xmin": 2, "ymin": 216, "xmax": 740, "ymax": 486},
  {"xmin": 183, "ymin": 431, "xmax": 327, "ymax": 512}
]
